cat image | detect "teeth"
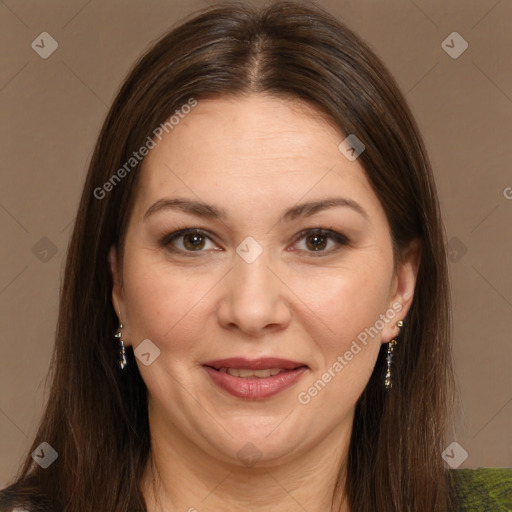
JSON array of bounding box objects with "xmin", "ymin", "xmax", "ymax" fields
[{"xmin": 220, "ymin": 368, "xmax": 287, "ymax": 378}]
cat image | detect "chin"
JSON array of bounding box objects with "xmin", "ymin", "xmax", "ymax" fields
[{"xmin": 200, "ymin": 426, "xmax": 308, "ymax": 468}]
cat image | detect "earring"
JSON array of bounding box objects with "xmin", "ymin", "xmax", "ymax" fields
[
  {"xmin": 384, "ymin": 320, "xmax": 403, "ymax": 390},
  {"xmin": 114, "ymin": 322, "xmax": 127, "ymax": 370}
]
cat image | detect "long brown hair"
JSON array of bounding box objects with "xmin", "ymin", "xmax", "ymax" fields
[{"xmin": 1, "ymin": 2, "xmax": 455, "ymax": 511}]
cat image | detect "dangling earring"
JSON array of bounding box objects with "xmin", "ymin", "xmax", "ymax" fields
[
  {"xmin": 114, "ymin": 320, "xmax": 127, "ymax": 370},
  {"xmin": 384, "ymin": 320, "xmax": 403, "ymax": 389}
]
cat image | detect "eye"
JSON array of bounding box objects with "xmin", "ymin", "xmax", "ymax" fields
[
  {"xmin": 160, "ymin": 228, "xmax": 219, "ymax": 254},
  {"xmin": 292, "ymin": 228, "xmax": 349, "ymax": 255},
  {"xmin": 159, "ymin": 227, "xmax": 349, "ymax": 256}
]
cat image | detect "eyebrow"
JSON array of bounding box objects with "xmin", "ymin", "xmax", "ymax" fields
[{"xmin": 143, "ymin": 197, "xmax": 369, "ymax": 223}]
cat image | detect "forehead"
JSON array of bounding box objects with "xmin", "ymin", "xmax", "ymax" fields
[{"xmin": 134, "ymin": 95, "xmax": 384, "ymax": 223}]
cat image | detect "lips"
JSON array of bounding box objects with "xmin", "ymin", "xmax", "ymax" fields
[
  {"xmin": 217, "ymin": 368, "xmax": 286, "ymax": 378},
  {"xmin": 202, "ymin": 357, "xmax": 309, "ymax": 400},
  {"xmin": 203, "ymin": 357, "xmax": 307, "ymax": 371}
]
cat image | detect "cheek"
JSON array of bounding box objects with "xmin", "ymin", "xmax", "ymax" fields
[
  {"xmin": 295, "ymin": 260, "xmax": 392, "ymax": 352},
  {"xmin": 295, "ymin": 271, "xmax": 387, "ymax": 408},
  {"xmin": 122, "ymin": 259, "xmax": 212, "ymax": 351}
]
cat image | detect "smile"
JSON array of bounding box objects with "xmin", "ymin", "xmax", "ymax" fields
[
  {"xmin": 202, "ymin": 358, "xmax": 309, "ymax": 400},
  {"xmin": 216, "ymin": 367, "xmax": 288, "ymax": 378}
]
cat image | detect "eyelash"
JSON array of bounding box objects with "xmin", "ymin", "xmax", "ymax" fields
[{"xmin": 159, "ymin": 227, "xmax": 349, "ymax": 257}]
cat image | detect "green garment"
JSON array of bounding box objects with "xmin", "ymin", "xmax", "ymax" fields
[{"xmin": 450, "ymin": 468, "xmax": 512, "ymax": 511}]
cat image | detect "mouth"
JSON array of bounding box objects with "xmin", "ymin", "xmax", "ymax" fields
[
  {"xmin": 209, "ymin": 367, "xmax": 296, "ymax": 378},
  {"xmin": 202, "ymin": 357, "xmax": 309, "ymax": 400}
]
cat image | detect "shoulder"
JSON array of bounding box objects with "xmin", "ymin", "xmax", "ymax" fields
[{"xmin": 449, "ymin": 467, "xmax": 512, "ymax": 511}]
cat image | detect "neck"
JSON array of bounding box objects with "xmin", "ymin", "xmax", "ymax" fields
[{"xmin": 141, "ymin": 412, "xmax": 352, "ymax": 512}]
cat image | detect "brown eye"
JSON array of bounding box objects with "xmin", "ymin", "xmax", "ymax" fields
[
  {"xmin": 305, "ymin": 234, "xmax": 328, "ymax": 251},
  {"xmin": 294, "ymin": 228, "xmax": 349, "ymax": 255},
  {"xmin": 182, "ymin": 233, "xmax": 206, "ymax": 251},
  {"xmin": 160, "ymin": 228, "xmax": 217, "ymax": 254}
]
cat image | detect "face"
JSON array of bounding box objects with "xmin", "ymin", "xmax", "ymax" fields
[{"xmin": 109, "ymin": 95, "xmax": 418, "ymax": 467}]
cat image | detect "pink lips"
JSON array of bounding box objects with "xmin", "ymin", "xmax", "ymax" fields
[{"xmin": 202, "ymin": 357, "xmax": 308, "ymax": 400}]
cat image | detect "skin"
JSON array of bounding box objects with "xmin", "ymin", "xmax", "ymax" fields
[{"xmin": 109, "ymin": 95, "xmax": 420, "ymax": 512}]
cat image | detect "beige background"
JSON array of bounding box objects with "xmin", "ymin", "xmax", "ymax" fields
[{"xmin": 1, "ymin": 0, "xmax": 511, "ymax": 486}]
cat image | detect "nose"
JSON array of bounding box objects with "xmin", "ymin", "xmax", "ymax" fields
[{"xmin": 217, "ymin": 250, "xmax": 291, "ymax": 337}]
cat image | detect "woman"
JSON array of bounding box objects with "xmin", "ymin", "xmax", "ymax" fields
[{"xmin": 1, "ymin": 2, "xmax": 510, "ymax": 511}]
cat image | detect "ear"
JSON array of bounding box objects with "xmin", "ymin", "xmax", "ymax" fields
[
  {"xmin": 108, "ymin": 245, "xmax": 129, "ymax": 343},
  {"xmin": 381, "ymin": 238, "xmax": 421, "ymax": 343}
]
